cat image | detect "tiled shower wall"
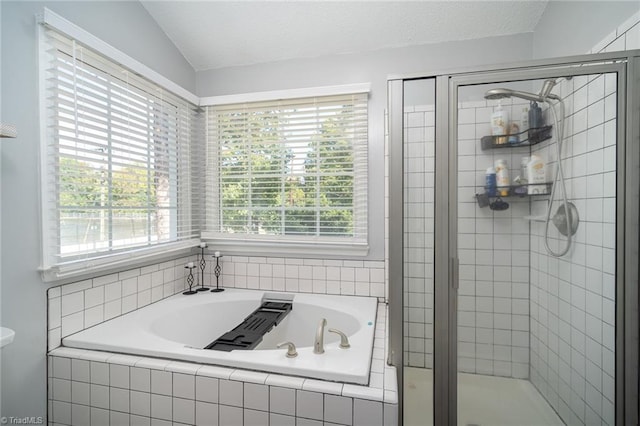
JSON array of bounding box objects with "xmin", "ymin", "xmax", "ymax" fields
[
  {"xmin": 456, "ymin": 98, "xmax": 531, "ymax": 379},
  {"xmin": 527, "ymin": 13, "xmax": 639, "ymax": 426},
  {"xmin": 402, "ymin": 105, "xmax": 435, "ymax": 369}
]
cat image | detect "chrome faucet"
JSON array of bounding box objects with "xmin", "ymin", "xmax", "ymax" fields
[{"xmin": 313, "ymin": 318, "xmax": 327, "ymax": 354}]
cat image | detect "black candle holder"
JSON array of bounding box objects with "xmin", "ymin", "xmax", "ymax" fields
[
  {"xmin": 196, "ymin": 244, "xmax": 210, "ymax": 292},
  {"xmin": 183, "ymin": 264, "xmax": 197, "ymax": 295},
  {"xmin": 211, "ymin": 253, "xmax": 224, "ymax": 293}
]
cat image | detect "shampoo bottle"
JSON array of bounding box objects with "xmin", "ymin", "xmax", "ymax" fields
[
  {"xmin": 494, "ymin": 159, "xmax": 510, "ymax": 196},
  {"xmin": 491, "ymin": 101, "xmax": 510, "ymax": 144},
  {"xmin": 526, "ymin": 154, "xmax": 547, "ymax": 194},
  {"xmin": 486, "ymin": 167, "xmax": 497, "ymax": 197}
]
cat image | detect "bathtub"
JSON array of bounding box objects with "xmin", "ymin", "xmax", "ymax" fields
[{"xmin": 62, "ymin": 289, "xmax": 378, "ymax": 385}]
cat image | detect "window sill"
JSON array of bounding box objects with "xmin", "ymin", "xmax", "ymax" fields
[
  {"xmin": 40, "ymin": 240, "xmax": 199, "ymax": 283},
  {"xmin": 201, "ymin": 233, "xmax": 369, "ymax": 259}
]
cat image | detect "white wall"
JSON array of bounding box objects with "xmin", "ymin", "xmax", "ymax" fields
[
  {"xmin": 0, "ymin": 1, "xmax": 194, "ymax": 419},
  {"xmin": 532, "ymin": 1, "xmax": 640, "ymax": 59},
  {"xmin": 196, "ymin": 33, "xmax": 535, "ymax": 262}
]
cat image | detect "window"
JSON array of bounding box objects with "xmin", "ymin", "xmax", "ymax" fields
[
  {"xmin": 40, "ymin": 27, "xmax": 202, "ymax": 278},
  {"xmin": 204, "ymin": 93, "xmax": 368, "ymax": 253}
]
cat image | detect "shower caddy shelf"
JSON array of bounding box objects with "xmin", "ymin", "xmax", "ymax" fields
[
  {"xmin": 480, "ymin": 125, "xmax": 552, "ymax": 150},
  {"xmin": 475, "ymin": 125, "xmax": 553, "ymax": 208}
]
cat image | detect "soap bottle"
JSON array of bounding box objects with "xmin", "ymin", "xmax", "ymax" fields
[
  {"xmin": 494, "ymin": 159, "xmax": 510, "ymax": 196},
  {"xmin": 491, "ymin": 101, "xmax": 510, "ymax": 144},
  {"xmin": 526, "ymin": 154, "xmax": 547, "ymax": 194},
  {"xmin": 486, "ymin": 167, "xmax": 497, "ymax": 197}
]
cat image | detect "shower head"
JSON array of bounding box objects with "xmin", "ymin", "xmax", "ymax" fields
[
  {"xmin": 484, "ymin": 79, "xmax": 562, "ymax": 102},
  {"xmin": 484, "ymin": 88, "xmax": 542, "ymax": 102}
]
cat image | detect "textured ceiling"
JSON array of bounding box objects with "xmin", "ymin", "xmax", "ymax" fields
[{"xmin": 141, "ymin": 1, "xmax": 548, "ymax": 71}]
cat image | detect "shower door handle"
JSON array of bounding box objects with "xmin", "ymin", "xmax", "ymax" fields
[{"xmin": 450, "ymin": 257, "xmax": 459, "ymax": 291}]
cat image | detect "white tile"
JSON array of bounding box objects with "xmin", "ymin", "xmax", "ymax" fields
[
  {"xmin": 90, "ymin": 362, "xmax": 109, "ymax": 385},
  {"xmin": 110, "ymin": 364, "xmax": 130, "ymax": 389},
  {"xmin": 71, "ymin": 403, "xmax": 90, "ymax": 426},
  {"xmin": 324, "ymin": 394, "xmax": 353, "ymax": 425},
  {"xmin": 52, "ymin": 401, "xmax": 71, "ymax": 425},
  {"xmin": 270, "ymin": 386, "xmax": 296, "ymax": 416},
  {"xmin": 48, "ymin": 297, "xmax": 61, "ymax": 330},
  {"xmin": 196, "ymin": 376, "xmax": 219, "ymax": 404},
  {"xmin": 197, "ymin": 365, "xmax": 233, "ymax": 380},
  {"xmin": 110, "ymin": 387, "xmax": 130, "ymax": 413},
  {"xmin": 173, "ymin": 373, "xmax": 195, "ymax": 399},
  {"xmin": 354, "ymin": 399, "xmax": 383, "ymax": 426},
  {"xmin": 53, "ymin": 357, "xmax": 71, "ymax": 379},
  {"xmin": 130, "ymin": 414, "xmax": 151, "ymax": 426},
  {"xmin": 130, "ymin": 391, "xmax": 151, "ymax": 417},
  {"xmin": 71, "ymin": 359, "xmax": 90, "ymax": 382},
  {"xmin": 219, "ymin": 405, "xmax": 243, "ymax": 425},
  {"xmin": 244, "ymin": 408, "xmax": 269, "ymax": 426},
  {"xmin": 90, "ymin": 406, "xmax": 109, "ymax": 426},
  {"xmin": 62, "ymin": 279, "xmax": 92, "ymax": 295},
  {"xmin": 85, "ymin": 286, "xmax": 104, "ymax": 308},
  {"xmin": 244, "ymin": 383, "xmax": 269, "ymax": 411},
  {"xmin": 111, "ymin": 411, "xmax": 130, "ymax": 425},
  {"xmin": 196, "ymin": 401, "xmax": 219, "ymax": 426},
  {"xmin": 52, "ymin": 378, "xmax": 71, "ymax": 402},
  {"xmin": 151, "ymin": 370, "xmax": 172, "ymax": 396},
  {"xmin": 297, "ymin": 390, "xmax": 324, "ymax": 421},
  {"xmin": 219, "ymin": 379, "xmax": 243, "ymax": 407},
  {"xmin": 271, "ymin": 413, "xmax": 295, "ymax": 426},
  {"xmin": 131, "ymin": 367, "xmax": 151, "ymax": 392},
  {"xmin": 173, "ymin": 397, "xmax": 195, "ymax": 424},
  {"xmin": 151, "ymin": 394, "xmax": 172, "ymax": 420},
  {"xmin": 90, "ymin": 384, "xmax": 109, "ymax": 409},
  {"xmin": 230, "ymin": 369, "xmax": 268, "ymax": 384},
  {"xmin": 104, "ymin": 282, "xmax": 122, "ymax": 302},
  {"xmin": 61, "ymin": 311, "xmax": 84, "ymax": 337}
]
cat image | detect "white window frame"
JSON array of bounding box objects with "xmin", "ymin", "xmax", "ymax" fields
[
  {"xmin": 201, "ymin": 85, "xmax": 370, "ymax": 258},
  {"xmin": 38, "ymin": 9, "xmax": 201, "ymax": 282}
]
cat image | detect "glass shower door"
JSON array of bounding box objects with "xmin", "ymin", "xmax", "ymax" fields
[{"xmin": 454, "ymin": 69, "xmax": 620, "ymax": 425}]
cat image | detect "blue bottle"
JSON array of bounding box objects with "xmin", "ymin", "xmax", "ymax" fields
[{"xmin": 486, "ymin": 167, "xmax": 497, "ymax": 197}]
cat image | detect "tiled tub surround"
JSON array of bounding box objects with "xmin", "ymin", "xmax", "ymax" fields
[
  {"xmin": 61, "ymin": 289, "xmax": 378, "ymax": 385},
  {"xmin": 216, "ymin": 256, "xmax": 386, "ymax": 300},
  {"xmin": 48, "ymin": 255, "xmax": 200, "ymax": 352},
  {"xmin": 48, "ymin": 303, "xmax": 398, "ymax": 426}
]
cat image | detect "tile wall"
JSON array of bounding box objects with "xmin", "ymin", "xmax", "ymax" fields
[
  {"xmin": 215, "ymin": 256, "xmax": 386, "ymax": 300},
  {"xmin": 456, "ymin": 98, "xmax": 532, "ymax": 379},
  {"xmin": 402, "ymin": 104, "xmax": 435, "ymax": 369},
  {"xmin": 47, "ymin": 303, "xmax": 398, "ymax": 426},
  {"xmin": 527, "ymin": 13, "xmax": 639, "ymax": 426},
  {"xmin": 48, "ymin": 255, "xmax": 199, "ymax": 352}
]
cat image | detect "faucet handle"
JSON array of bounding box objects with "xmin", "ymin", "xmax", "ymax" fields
[
  {"xmin": 277, "ymin": 341, "xmax": 298, "ymax": 358},
  {"xmin": 328, "ymin": 328, "xmax": 351, "ymax": 349}
]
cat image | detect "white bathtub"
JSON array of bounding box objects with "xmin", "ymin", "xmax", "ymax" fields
[{"xmin": 62, "ymin": 289, "xmax": 378, "ymax": 385}]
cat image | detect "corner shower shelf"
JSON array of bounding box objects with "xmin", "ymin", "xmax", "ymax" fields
[{"xmin": 480, "ymin": 126, "xmax": 552, "ymax": 150}]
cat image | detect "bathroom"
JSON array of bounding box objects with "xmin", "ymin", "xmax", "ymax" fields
[{"xmin": 1, "ymin": 1, "xmax": 640, "ymax": 425}]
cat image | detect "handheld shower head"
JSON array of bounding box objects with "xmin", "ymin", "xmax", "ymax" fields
[{"xmin": 484, "ymin": 88, "xmax": 543, "ymax": 102}]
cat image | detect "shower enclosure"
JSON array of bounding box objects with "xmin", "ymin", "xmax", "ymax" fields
[{"xmin": 388, "ymin": 50, "xmax": 640, "ymax": 425}]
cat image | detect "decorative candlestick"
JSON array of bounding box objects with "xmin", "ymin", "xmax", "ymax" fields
[
  {"xmin": 211, "ymin": 251, "xmax": 224, "ymax": 293},
  {"xmin": 196, "ymin": 242, "xmax": 209, "ymax": 292},
  {"xmin": 183, "ymin": 263, "xmax": 197, "ymax": 295}
]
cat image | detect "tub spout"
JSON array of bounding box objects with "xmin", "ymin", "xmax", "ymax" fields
[
  {"xmin": 328, "ymin": 328, "xmax": 351, "ymax": 349},
  {"xmin": 313, "ymin": 318, "xmax": 327, "ymax": 354}
]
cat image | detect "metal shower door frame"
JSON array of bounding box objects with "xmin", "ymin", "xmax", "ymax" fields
[{"xmin": 387, "ymin": 49, "xmax": 640, "ymax": 426}]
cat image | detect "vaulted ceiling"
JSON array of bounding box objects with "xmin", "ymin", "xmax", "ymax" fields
[{"xmin": 141, "ymin": 1, "xmax": 549, "ymax": 71}]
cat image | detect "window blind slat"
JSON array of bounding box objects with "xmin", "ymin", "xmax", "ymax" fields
[
  {"xmin": 206, "ymin": 93, "xmax": 368, "ymax": 240},
  {"xmin": 42, "ymin": 26, "xmax": 202, "ymax": 269}
]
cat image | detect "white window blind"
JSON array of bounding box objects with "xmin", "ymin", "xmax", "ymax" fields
[
  {"xmin": 40, "ymin": 27, "xmax": 203, "ymax": 275},
  {"xmin": 205, "ymin": 93, "xmax": 368, "ymax": 245}
]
